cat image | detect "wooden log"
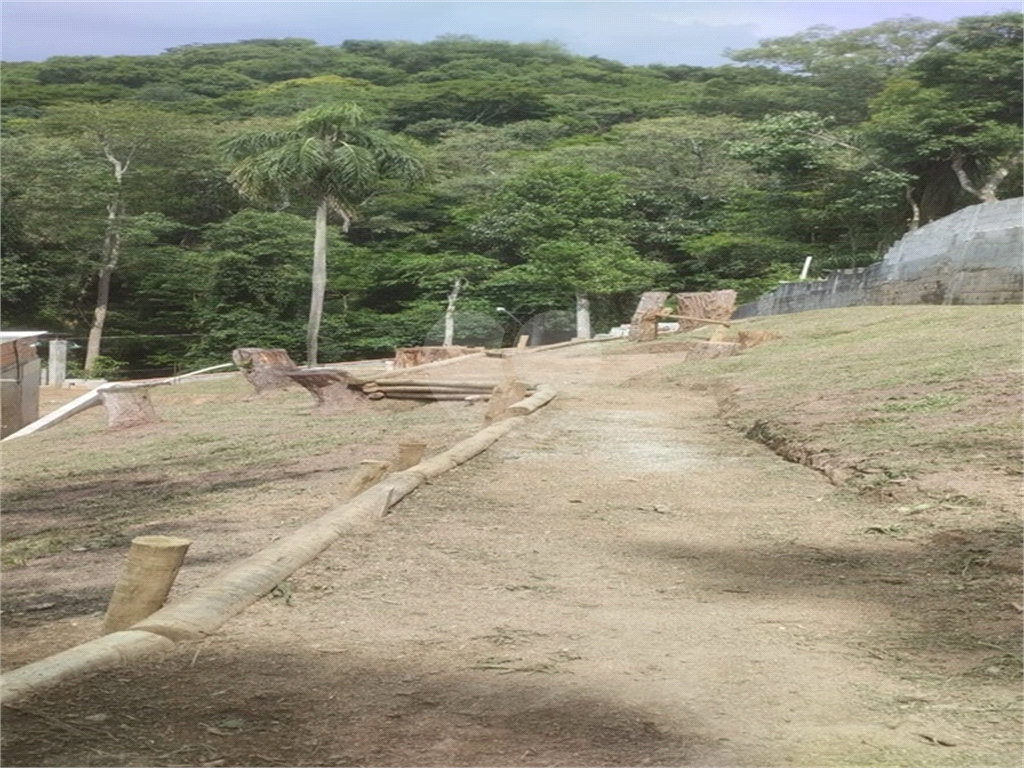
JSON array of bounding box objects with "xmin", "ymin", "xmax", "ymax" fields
[
  {"xmin": 628, "ymin": 291, "xmax": 671, "ymax": 341},
  {"xmin": 367, "ymin": 391, "xmax": 386, "ymax": 400},
  {"xmin": 365, "ymin": 378, "xmax": 501, "ymax": 390},
  {"xmin": 0, "ymin": 630, "xmax": 177, "ymax": 704},
  {"xmin": 0, "ymin": 383, "xmax": 559, "ymax": 703},
  {"xmin": 371, "ymin": 385, "xmax": 500, "ymax": 396},
  {"xmin": 102, "ymin": 536, "xmax": 191, "ymax": 635},
  {"xmin": 341, "ymin": 460, "xmax": 392, "ymax": 501},
  {"xmin": 378, "ymin": 392, "xmax": 485, "ymax": 401},
  {"xmin": 232, "ymin": 348, "xmax": 298, "ymax": 394},
  {"xmin": 394, "ymin": 441, "xmax": 427, "ymax": 471},
  {"xmin": 99, "ymin": 385, "xmax": 163, "ymax": 429}
]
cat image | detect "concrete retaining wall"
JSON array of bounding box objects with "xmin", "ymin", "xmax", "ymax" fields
[{"xmin": 734, "ymin": 197, "xmax": 1023, "ymax": 318}]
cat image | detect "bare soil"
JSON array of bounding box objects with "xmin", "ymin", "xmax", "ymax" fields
[{"xmin": 2, "ymin": 317, "xmax": 1021, "ymax": 767}]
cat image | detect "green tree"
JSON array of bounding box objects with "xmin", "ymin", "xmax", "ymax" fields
[
  {"xmin": 865, "ymin": 13, "xmax": 1023, "ymax": 209},
  {"xmin": 222, "ymin": 103, "xmax": 426, "ymax": 364},
  {"xmin": 464, "ymin": 165, "xmax": 668, "ymax": 335},
  {"xmin": 28, "ymin": 103, "xmax": 192, "ymax": 373}
]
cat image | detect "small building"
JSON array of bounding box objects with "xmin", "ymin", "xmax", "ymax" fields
[{"xmin": 1, "ymin": 332, "xmax": 48, "ymax": 438}]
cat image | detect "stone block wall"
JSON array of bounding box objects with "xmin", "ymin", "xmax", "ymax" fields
[{"xmin": 734, "ymin": 197, "xmax": 1023, "ymax": 319}]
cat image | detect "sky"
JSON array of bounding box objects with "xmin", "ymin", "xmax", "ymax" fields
[{"xmin": 1, "ymin": 1, "xmax": 1020, "ymax": 66}]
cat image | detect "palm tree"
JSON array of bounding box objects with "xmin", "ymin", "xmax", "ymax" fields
[{"xmin": 222, "ymin": 103, "xmax": 426, "ymax": 365}]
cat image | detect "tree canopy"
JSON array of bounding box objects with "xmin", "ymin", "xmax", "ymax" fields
[{"xmin": 2, "ymin": 15, "xmax": 1020, "ymax": 375}]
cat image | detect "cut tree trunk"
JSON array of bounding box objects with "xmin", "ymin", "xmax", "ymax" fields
[
  {"xmin": 232, "ymin": 348, "xmax": 299, "ymax": 394},
  {"xmin": 628, "ymin": 291, "xmax": 671, "ymax": 342},
  {"xmin": 99, "ymin": 384, "xmax": 165, "ymax": 430},
  {"xmin": 674, "ymin": 290, "xmax": 737, "ymax": 332},
  {"xmin": 394, "ymin": 346, "xmax": 483, "ymax": 369}
]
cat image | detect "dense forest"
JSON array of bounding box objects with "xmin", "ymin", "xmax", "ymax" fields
[{"xmin": 2, "ymin": 12, "xmax": 1021, "ymax": 376}]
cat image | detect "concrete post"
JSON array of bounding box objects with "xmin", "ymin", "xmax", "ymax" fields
[{"xmin": 49, "ymin": 340, "xmax": 67, "ymax": 388}]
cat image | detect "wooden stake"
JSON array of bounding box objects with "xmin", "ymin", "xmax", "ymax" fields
[
  {"xmin": 394, "ymin": 441, "xmax": 427, "ymax": 471},
  {"xmin": 516, "ymin": 334, "xmax": 530, "ymax": 349},
  {"xmin": 341, "ymin": 460, "xmax": 391, "ymax": 500},
  {"xmin": 102, "ymin": 536, "xmax": 191, "ymax": 635},
  {"xmin": 484, "ymin": 380, "xmax": 529, "ymax": 425}
]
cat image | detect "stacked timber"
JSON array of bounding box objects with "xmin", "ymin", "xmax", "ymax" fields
[{"xmin": 358, "ymin": 378, "xmax": 534, "ymax": 403}]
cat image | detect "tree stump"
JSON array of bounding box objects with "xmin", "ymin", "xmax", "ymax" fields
[
  {"xmin": 232, "ymin": 348, "xmax": 298, "ymax": 394},
  {"xmin": 393, "ymin": 346, "xmax": 483, "ymax": 369},
  {"xmin": 285, "ymin": 368, "xmax": 364, "ymax": 410},
  {"xmin": 674, "ymin": 290, "xmax": 737, "ymax": 331},
  {"xmin": 99, "ymin": 384, "xmax": 164, "ymax": 429},
  {"xmin": 628, "ymin": 291, "xmax": 671, "ymax": 341}
]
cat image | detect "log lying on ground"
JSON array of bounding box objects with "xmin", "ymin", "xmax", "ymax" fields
[
  {"xmin": 0, "ymin": 383, "xmax": 558, "ymax": 704},
  {"xmin": 360, "ymin": 377, "xmax": 534, "ymax": 403}
]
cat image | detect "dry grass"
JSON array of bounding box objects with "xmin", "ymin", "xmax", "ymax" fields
[
  {"xmin": 647, "ymin": 305, "xmax": 1023, "ymax": 499},
  {"xmin": 1, "ymin": 374, "xmax": 482, "ymax": 567}
]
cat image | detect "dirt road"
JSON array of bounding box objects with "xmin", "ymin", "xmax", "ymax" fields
[{"xmin": 2, "ymin": 343, "xmax": 1020, "ymax": 766}]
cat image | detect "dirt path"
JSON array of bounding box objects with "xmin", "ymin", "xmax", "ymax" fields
[{"xmin": 2, "ymin": 344, "xmax": 1020, "ymax": 766}]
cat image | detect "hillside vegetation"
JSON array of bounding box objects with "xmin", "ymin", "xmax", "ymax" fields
[{"xmin": 1, "ymin": 15, "xmax": 1021, "ymax": 375}]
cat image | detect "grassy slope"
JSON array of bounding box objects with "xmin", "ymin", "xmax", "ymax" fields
[
  {"xmin": 648, "ymin": 305, "xmax": 1022, "ymax": 504},
  {"xmin": 0, "ymin": 376, "xmax": 481, "ymax": 566}
]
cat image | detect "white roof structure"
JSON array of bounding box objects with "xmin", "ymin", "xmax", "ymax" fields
[{"xmin": 0, "ymin": 332, "xmax": 48, "ymax": 342}]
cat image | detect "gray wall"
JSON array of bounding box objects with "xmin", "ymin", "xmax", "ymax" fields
[{"xmin": 734, "ymin": 197, "xmax": 1023, "ymax": 319}]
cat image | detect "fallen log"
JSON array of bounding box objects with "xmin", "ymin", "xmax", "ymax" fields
[
  {"xmin": 363, "ymin": 378, "xmax": 503, "ymax": 390},
  {"xmin": 376, "ymin": 392, "xmax": 489, "ymax": 402},
  {"xmin": 365, "ymin": 384, "xmax": 500, "ymax": 395},
  {"xmin": 0, "ymin": 384, "xmax": 558, "ymax": 704}
]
